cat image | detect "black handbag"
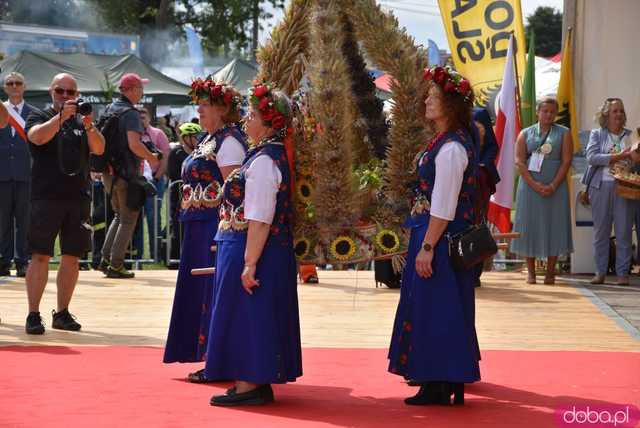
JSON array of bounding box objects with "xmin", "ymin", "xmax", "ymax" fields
[{"xmin": 447, "ymin": 223, "xmax": 498, "ymax": 271}]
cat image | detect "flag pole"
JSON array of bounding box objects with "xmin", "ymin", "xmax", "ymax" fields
[{"xmin": 511, "ymin": 31, "xmax": 523, "ymax": 126}]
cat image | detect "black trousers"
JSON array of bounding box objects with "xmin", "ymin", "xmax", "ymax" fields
[{"xmin": 0, "ymin": 180, "xmax": 30, "ymax": 267}]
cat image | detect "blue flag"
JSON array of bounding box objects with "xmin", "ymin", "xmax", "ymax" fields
[
  {"xmin": 185, "ymin": 26, "xmax": 205, "ymax": 77},
  {"xmin": 428, "ymin": 39, "xmax": 442, "ymax": 66}
]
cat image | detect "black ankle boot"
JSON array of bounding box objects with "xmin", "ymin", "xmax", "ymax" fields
[
  {"xmin": 452, "ymin": 383, "xmax": 464, "ymax": 405},
  {"xmin": 404, "ymin": 382, "xmax": 440, "ymax": 405},
  {"xmin": 435, "ymin": 382, "xmax": 465, "ymax": 405}
]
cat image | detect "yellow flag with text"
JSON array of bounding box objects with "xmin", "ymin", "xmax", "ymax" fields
[
  {"xmin": 556, "ymin": 30, "xmax": 579, "ymax": 153},
  {"xmin": 438, "ymin": 0, "xmax": 526, "ymax": 108}
]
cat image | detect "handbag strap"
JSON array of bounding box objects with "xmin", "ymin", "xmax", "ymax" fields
[{"xmin": 585, "ymin": 165, "xmax": 601, "ymax": 190}]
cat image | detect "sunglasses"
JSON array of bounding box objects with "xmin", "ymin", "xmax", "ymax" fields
[
  {"xmin": 53, "ymin": 87, "xmax": 77, "ymax": 96},
  {"xmin": 4, "ymin": 81, "xmax": 23, "ymax": 87}
]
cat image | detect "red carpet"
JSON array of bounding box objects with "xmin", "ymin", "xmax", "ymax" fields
[{"xmin": 1, "ymin": 347, "xmax": 639, "ymax": 427}]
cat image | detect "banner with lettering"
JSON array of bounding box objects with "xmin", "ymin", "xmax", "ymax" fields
[{"xmin": 438, "ymin": 0, "xmax": 526, "ymax": 108}]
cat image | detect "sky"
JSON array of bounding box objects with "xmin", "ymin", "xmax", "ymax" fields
[{"xmin": 262, "ymin": 0, "xmax": 564, "ymax": 53}]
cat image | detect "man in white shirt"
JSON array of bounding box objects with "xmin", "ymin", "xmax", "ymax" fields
[{"xmin": 0, "ymin": 72, "xmax": 34, "ymax": 277}]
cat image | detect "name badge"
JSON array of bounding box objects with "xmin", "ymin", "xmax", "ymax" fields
[{"xmin": 528, "ymin": 152, "xmax": 544, "ymax": 173}]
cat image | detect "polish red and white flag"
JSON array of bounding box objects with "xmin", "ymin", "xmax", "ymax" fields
[{"xmin": 487, "ymin": 34, "xmax": 520, "ymax": 233}]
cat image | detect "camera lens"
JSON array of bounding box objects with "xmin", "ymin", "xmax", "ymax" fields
[{"xmin": 75, "ymin": 98, "xmax": 92, "ymax": 116}]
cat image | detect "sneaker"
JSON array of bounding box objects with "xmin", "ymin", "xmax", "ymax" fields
[
  {"xmin": 51, "ymin": 308, "xmax": 82, "ymax": 331},
  {"xmin": 26, "ymin": 311, "xmax": 45, "ymax": 335},
  {"xmin": 106, "ymin": 265, "xmax": 135, "ymax": 279},
  {"xmin": 96, "ymin": 258, "xmax": 110, "ymax": 274}
]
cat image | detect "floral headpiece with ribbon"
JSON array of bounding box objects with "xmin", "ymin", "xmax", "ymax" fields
[
  {"xmin": 189, "ymin": 76, "xmax": 241, "ymax": 109},
  {"xmin": 423, "ymin": 66, "xmax": 472, "ymax": 102},
  {"xmin": 249, "ymin": 81, "xmax": 290, "ymax": 131}
]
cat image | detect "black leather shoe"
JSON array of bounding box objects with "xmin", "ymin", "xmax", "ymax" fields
[
  {"xmin": 404, "ymin": 383, "xmax": 440, "ymax": 405},
  {"xmin": 187, "ymin": 369, "xmax": 214, "ymax": 384},
  {"xmin": 210, "ymin": 384, "xmax": 274, "ymax": 406},
  {"xmin": 16, "ymin": 265, "xmax": 27, "ymax": 278},
  {"xmin": 435, "ymin": 382, "xmax": 465, "ymax": 405},
  {"xmin": 52, "ymin": 308, "xmax": 82, "ymax": 331},
  {"xmin": 0, "ymin": 266, "xmax": 10, "ymax": 276},
  {"xmin": 26, "ymin": 312, "xmax": 45, "ymax": 335}
]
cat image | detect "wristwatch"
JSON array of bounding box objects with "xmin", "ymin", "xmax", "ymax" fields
[{"xmin": 422, "ymin": 242, "xmax": 433, "ymax": 252}]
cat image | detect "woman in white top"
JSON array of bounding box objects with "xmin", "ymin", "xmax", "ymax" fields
[
  {"xmin": 388, "ymin": 66, "xmax": 480, "ymax": 406},
  {"xmin": 582, "ymin": 98, "xmax": 639, "ymax": 285},
  {"xmin": 206, "ymin": 83, "xmax": 301, "ymax": 406},
  {"xmin": 163, "ymin": 78, "xmax": 247, "ymax": 381}
]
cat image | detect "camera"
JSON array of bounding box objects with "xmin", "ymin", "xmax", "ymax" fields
[
  {"xmin": 142, "ymin": 139, "xmax": 163, "ymax": 160},
  {"xmin": 73, "ymin": 98, "xmax": 93, "ymax": 116}
]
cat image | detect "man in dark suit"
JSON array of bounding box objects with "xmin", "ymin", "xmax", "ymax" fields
[
  {"xmin": 0, "ymin": 72, "xmax": 34, "ymax": 277},
  {"xmin": 472, "ymin": 107, "xmax": 500, "ymax": 287},
  {"xmin": 473, "ymin": 107, "xmax": 500, "ymax": 197}
]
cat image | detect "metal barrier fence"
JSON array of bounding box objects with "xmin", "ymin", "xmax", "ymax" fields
[{"xmin": 48, "ymin": 177, "xmax": 184, "ymax": 269}]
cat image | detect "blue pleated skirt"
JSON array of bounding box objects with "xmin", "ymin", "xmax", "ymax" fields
[
  {"xmin": 388, "ymin": 221, "xmax": 481, "ymax": 383},
  {"xmin": 163, "ymin": 219, "xmax": 218, "ymax": 363},
  {"xmin": 204, "ymin": 234, "xmax": 302, "ymax": 384}
]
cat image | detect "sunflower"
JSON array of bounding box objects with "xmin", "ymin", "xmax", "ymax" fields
[
  {"xmin": 329, "ymin": 236, "xmax": 357, "ymax": 261},
  {"xmin": 294, "ymin": 237, "xmax": 311, "ymax": 259},
  {"xmin": 296, "ymin": 178, "xmax": 313, "ymax": 203},
  {"xmin": 375, "ymin": 229, "xmax": 401, "ymax": 254}
]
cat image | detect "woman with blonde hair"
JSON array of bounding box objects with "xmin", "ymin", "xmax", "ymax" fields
[
  {"xmin": 511, "ymin": 97, "xmax": 573, "ymax": 284},
  {"xmin": 582, "ymin": 98, "xmax": 638, "ymax": 285}
]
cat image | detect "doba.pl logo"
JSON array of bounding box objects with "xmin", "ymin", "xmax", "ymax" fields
[{"xmin": 555, "ymin": 404, "xmax": 640, "ymax": 427}]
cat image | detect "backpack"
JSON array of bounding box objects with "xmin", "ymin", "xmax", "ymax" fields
[{"xmin": 90, "ymin": 105, "xmax": 135, "ymax": 176}]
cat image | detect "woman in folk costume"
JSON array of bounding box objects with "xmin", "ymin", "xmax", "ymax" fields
[
  {"xmin": 206, "ymin": 82, "xmax": 302, "ymax": 406},
  {"xmin": 163, "ymin": 77, "xmax": 247, "ymax": 382},
  {"xmin": 388, "ymin": 66, "xmax": 480, "ymax": 405}
]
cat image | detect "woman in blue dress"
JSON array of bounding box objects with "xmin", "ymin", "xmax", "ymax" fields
[
  {"xmin": 511, "ymin": 97, "xmax": 573, "ymax": 284},
  {"xmin": 206, "ymin": 82, "xmax": 302, "ymax": 406},
  {"xmin": 163, "ymin": 77, "xmax": 247, "ymax": 382},
  {"xmin": 388, "ymin": 66, "xmax": 480, "ymax": 406}
]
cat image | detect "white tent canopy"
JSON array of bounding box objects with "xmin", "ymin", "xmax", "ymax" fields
[{"xmin": 534, "ymin": 56, "xmax": 561, "ymax": 100}]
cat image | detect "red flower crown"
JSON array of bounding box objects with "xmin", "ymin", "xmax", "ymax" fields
[
  {"xmin": 249, "ymin": 81, "xmax": 289, "ymax": 130},
  {"xmin": 189, "ymin": 76, "xmax": 241, "ymax": 109},
  {"xmin": 423, "ymin": 66, "xmax": 472, "ymax": 102}
]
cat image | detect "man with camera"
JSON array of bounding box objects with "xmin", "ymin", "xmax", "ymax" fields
[
  {"xmin": 0, "ymin": 72, "xmax": 33, "ymax": 278},
  {"xmin": 99, "ymin": 73, "xmax": 159, "ymax": 278},
  {"xmin": 24, "ymin": 73, "xmax": 105, "ymax": 334}
]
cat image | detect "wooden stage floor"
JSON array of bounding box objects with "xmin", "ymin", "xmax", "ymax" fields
[{"xmin": 1, "ymin": 270, "xmax": 638, "ymax": 352}]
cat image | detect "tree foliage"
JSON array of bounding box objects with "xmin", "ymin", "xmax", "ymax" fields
[
  {"xmin": 1, "ymin": 0, "xmax": 84, "ymax": 28},
  {"xmin": 178, "ymin": 1, "xmax": 284, "ymax": 57},
  {"xmin": 525, "ymin": 6, "xmax": 563, "ymax": 57},
  {"xmin": 1, "ymin": 0, "xmax": 285, "ymax": 62}
]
